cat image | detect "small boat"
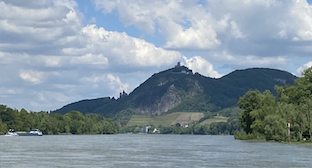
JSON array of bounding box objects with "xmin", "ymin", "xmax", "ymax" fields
[
  {"xmin": 17, "ymin": 129, "xmax": 43, "ymax": 136},
  {"xmin": 4, "ymin": 129, "xmax": 18, "ymax": 136}
]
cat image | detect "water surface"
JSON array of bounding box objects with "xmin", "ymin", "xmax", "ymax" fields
[{"xmin": 0, "ymin": 134, "xmax": 311, "ymax": 168}]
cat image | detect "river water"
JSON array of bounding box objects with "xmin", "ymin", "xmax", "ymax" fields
[{"xmin": 0, "ymin": 134, "xmax": 311, "ymax": 168}]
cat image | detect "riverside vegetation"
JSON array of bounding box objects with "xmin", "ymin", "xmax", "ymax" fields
[
  {"xmin": 0, "ymin": 104, "xmax": 241, "ymax": 135},
  {"xmin": 0, "ymin": 107, "xmax": 119, "ymax": 135},
  {"xmin": 234, "ymin": 67, "xmax": 312, "ymax": 142}
]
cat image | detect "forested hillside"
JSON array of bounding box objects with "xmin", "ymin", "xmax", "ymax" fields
[
  {"xmin": 55, "ymin": 65, "xmax": 296, "ymax": 125},
  {"xmin": 235, "ymin": 67, "xmax": 312, "ymax": 142}
]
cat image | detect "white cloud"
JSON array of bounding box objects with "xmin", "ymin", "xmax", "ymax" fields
[
  {"xmin": 94, "ymin": 0, "xmax": 222, "ymax": 50},
  {"xmin": 19, "ymin": 70, "xmax": 44, "ymax": 84},
  {"xmin": 94, "ymin": 0, "xmax": 312, "ymax": 56},
  {"xmin": 210, "ymin": 51, "xmax": 289, "ymax": 68},
  {"xmin": 230, "ymin": 21, "xmax": 246, "ymax": 39},
  {"xmin": 79, "ymin": 24, "xmax": 183, "ymax": 67},
  {"xmin": 69, "ymin": 53, "xmax": 109, "ymax": 66},
  {"xmin": 278, "ymin": 29, "xmax": 288, "ymax": 39},
  {"xmin": 107, "ymin": 74, "xmax": 129, "ymax": 95},
  {"xmin": 297, "ymin": 61, "xmax": 312, "ymax": 75},
  {"xmin": 162, "ymin": 19, "xmax": 221, "ymax": 50},
  {"xmin": 0, "ymin": 0, "xmax": 82, "ymax": 48},
  {"xmin": 80, "ymin": 73, "xmax": 129, "ymax": 97},
  {"xmin": 183, "ymin": 56, "xmax": 223, "ymax": 78},
  {"xmin": 290, "ymin": 0, "xmax": 312, "ymax": 41},
  {"xmin": 0, "ymin": 87, "xmax": 22, "ymax": 95}
]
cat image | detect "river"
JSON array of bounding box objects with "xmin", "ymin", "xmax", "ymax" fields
[{"xmin": 0, "ymin": 134, "xmax": 311, "ymax": 168}]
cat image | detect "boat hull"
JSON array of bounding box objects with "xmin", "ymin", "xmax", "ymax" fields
[
  {"xmin": 4, "ymin": 132, "xmax": 18, "ymax": 136},
  {"xmin": 16, "ymin": 132, "xmax": 42, "ymax": 136}
]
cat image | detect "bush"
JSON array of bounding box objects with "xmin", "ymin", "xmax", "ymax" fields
[{"xmin": 234, "ymin": 130, "xmax": 265, "ymax": 140}]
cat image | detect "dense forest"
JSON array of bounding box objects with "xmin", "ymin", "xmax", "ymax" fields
[
  {"xmin": 0, "ymin": 106, "xmax": 119, "ymax": 135},
  {"xmin": 235, "ymin": 67, "xmax": 312, "ymax": 142}
]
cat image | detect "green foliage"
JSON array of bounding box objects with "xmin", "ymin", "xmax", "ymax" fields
[
  {"xmin": 208, "ymin": 117, "xmax": 242, "ymax": 135},
  {"xmin": 113, "ymin": 108, "xmax": 136, "ymax": 126},
  {"xmin": 0, "ymin": 118, "xmax": 7, "ymax": 134},
  {"xmin": 237, "ymin": 67, "xmax": 312, "ymax": 142},
  {"xmin": 119, "ymin": 125, "xmax": 139, "ymax": 133},
  {"xmin": 54, "ymin": 67, "xmax": 296, "ymax": 119},
  {"xmin": 158, "ymin": 122, "xmax": 199, "ymax": 135},
  {"xmin": 217, "ymin": 107, "xmax": 242, "ymax": 118},
  {"xmin": 0, "ymin": 105, "xmax": 119, "ymax": 135},
  {"xmin": 169, "ymin": 94, "xmax": 217, "ymax": 113},
  {"xmin": 238, "ymin": 90, "xmax": 261, "ymax": 134},
  {"xmin": 234, "ymin": 130, "xmax": 265, "ymax": 140},
  {"xmin": 263, "ymin": 114, "xmax": 287, "ymax": 141}
]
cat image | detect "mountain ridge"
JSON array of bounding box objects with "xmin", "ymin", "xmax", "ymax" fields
[{"xmin": 54, "ymin": 65, "xmax": 297, "ymax": 122}]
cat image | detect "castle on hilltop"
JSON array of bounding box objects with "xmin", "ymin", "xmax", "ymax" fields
[
  {"xmin": 119, "ymin": 90, "xmax": 128, "ymax": 99},
  {"xmin": 173, "ymin": 62, "xmax": 192, "ymax": 74},
  {"xmin": 175, "ymin": 62, "xmax": 181, "ymax": 67}
]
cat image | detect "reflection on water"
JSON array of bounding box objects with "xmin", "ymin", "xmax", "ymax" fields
[{"xmin": 0, "ymin": 134, "xmax": 311, "ymax": 168}]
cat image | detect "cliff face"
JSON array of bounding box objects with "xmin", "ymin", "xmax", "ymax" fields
[
  {"xmin": 137, "ymin": 84, "xmax": 181, "ymax": 115},
  {"xmin": 54, "ymin": 66, "xmax": 297, "ymax": 117}
]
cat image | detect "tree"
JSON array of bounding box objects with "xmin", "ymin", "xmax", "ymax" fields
[
  {"xmin": 18, "ymin": 108, "xmax": 35, "ymax": 131},
  {"xmin": 238, "ymin": 90, "xmax": 261, "ymax": 134},
  {"xmin": 250, "ymin": 90, "xmax": 276, "ymax": 134},
  {"xmin": 0, "ymin": 105, "xmax": 19, "ymax": 129},
  {"xmin": 263, "ymin": 114, "xmax": 287, "ymax": 141},
  {"xmin": 0, "ymin": 118, "xmax": 7, "ymax": 133}
]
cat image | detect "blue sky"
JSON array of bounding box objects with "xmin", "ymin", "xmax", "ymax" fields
[{"xmin": 0, "ymin": 0, "xmax": 311, "ymax": 111}]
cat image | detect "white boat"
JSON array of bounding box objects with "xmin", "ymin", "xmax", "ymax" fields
[
  {"xmin": 4, "ymin": 129, "xmax": 18, "ymax": 136},
  {"xmin": 17, "ymin": 129, "xmax": 43, "ymax": 136}
]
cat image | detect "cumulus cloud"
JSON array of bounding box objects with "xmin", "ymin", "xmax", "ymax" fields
[
  {"xmin": 0, "ymin": 0, "xmax": 83, "ymax": 55},
  {"xmin": 94, "ymin": 0, "xmax": 222, "ymax": 50},
  {"xmin": 69, "ymin": 53, "xmax": 109, "ymax": 66},
  {"xmin": 79, "ymin": 25, "xmax": 183, "ymax": 67},
  {"xmin": 297, "ymin": 61, "xmax": 312, "ymax": 75},
  {"xmin": 230, "ymin": 21, "xmax": 246, "ymax": 39},
  {"xmin": 19, "ymin": 70, "xmax": 44, "ymax": 84},
  {"xmin": 183, "ymin": 56, "xmax": 223, "ymax": 78},
  {"xmin": 94, "ymin": 0, "xmax": 312, "ymax": 57},
  {"xmin": 210, "ymin": 51, "xmax": 289, "ymax": 68},
  {"xmin": 107, "ymin": 74, "xmax": 129, "ymax": 95},
  {"xmin": 79, "ymin": 73, "xmax": 129, "ymax": 98}
]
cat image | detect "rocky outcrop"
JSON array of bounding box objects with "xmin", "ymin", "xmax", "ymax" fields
[
  {"xmin": 137, "ymin": 81, "xmax": 205, "ymax": 115},
  {"xmin": 137, "ymin": 84, "xmax": 181, "ymax": 115}
]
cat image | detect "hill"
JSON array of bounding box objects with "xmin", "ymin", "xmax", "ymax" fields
[{"xmin": 54, "ymin": 64, "xmax": 297, "ymax": 123}]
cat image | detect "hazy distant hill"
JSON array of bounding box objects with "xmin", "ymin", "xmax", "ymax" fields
[{"xmin": 54, "ymin": 65, "xmax": 296, "ymax": 119}]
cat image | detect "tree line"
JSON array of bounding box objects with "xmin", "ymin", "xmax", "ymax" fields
[
  {"xmin": 235, "ymin": 67, "xmax": 312, "ymax": 142},
  {"xmin": 0, "ymin": 106, "xmax": 119, "ymax": 135}
]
